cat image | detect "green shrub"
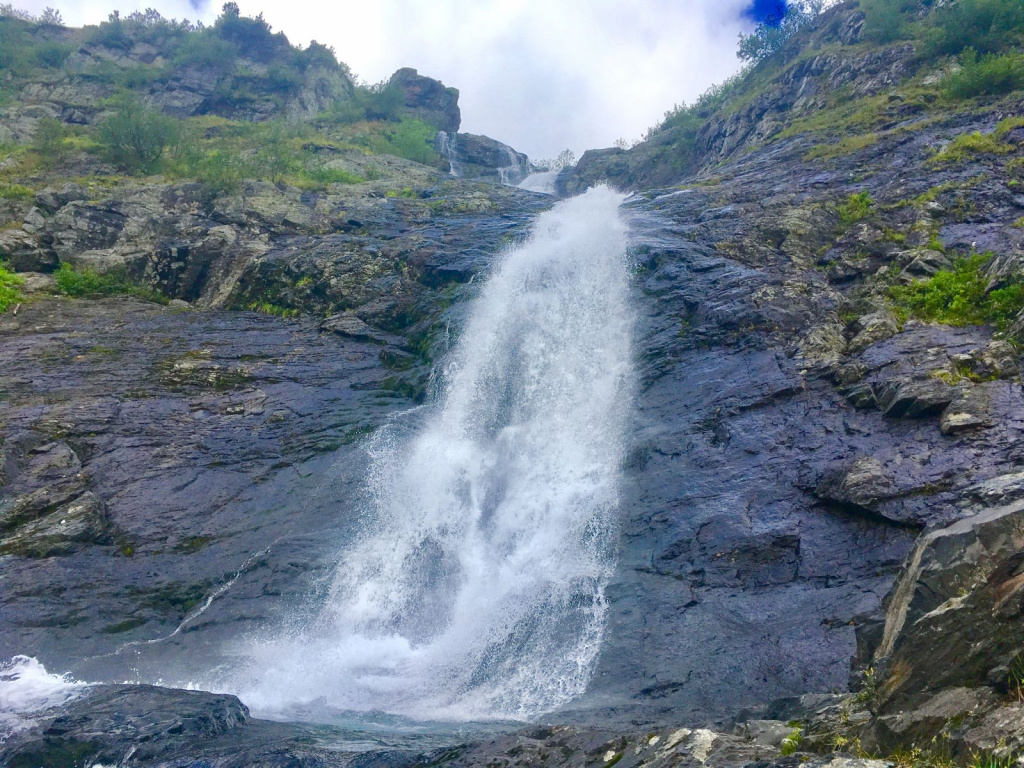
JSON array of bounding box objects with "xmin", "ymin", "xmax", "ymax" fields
[
  {"xmin": 32, "ymin": 117, "xmax": 68, "ymax": 167},
  {"xmin": 0, "ymin": 263, "xmax": 24, "ymax": 313},
  {"xmin": 837, "ymin": 191, "xmax": 874, "ymax": 226},
  {"xmin": 172, "ymin": 30, "xmax": 237, "ymax": 69},
  {"xmin": 87, "ymin": 11, "xmax": 131, "ymax": 50},
  {"xmin": 97, "ymin": 96, "xmax": 181, "ymax": 173},
  {"xmin": 889, "ymin": 252, "xmax": 1024, "ymax": 331},
  {"xmin": 54, "ymin": 263, "xmax": 168, "ymax": 303},
  {"xmin": 213, "ymin": 2, "xmax": 289, "ymax": 64},
  {"xmin": 860, "ymin": 0, "xmax": 916, "ymax": 43},
  {"xmin": 924, "ymin": 0, "xmax": 1024, "ymax": 58},
  {"xmin": 943, "ymin": 49, "xmax": 1024, "ymax": 100},
  {"xmin": 251, "ymin": 121, "xmax": 300, "ymax": 182}
]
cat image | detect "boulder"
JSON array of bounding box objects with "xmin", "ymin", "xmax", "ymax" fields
[{"xmin": 864, "ymin": 500, "xmax": 1024, "ymax": 718}]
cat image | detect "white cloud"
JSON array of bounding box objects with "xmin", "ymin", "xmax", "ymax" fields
[{"xmin": 14, "ymin": 0, "xmax": 755, "ymax": 160}]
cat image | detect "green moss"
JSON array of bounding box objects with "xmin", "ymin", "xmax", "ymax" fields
[
  {"xmin": 54, "ymin": 263, "xmax": 168, "ymax": 304},
  {"xmin": 889, "ymin": 252, "xmax": 1024, "ymax": 332},
  {"xmin": 837, "ymin": 191, "xmax": 874, "ymax": 226},
  {"xmin": 0, "ymin": 264, "xmax": 25, "ymax": 313},
  {"xmin": 1013, "ymin": 216, "xmax": 1024, "ymax": 228},
  {"xmin": 385, "ymin": 187, "xmax": 418, "ymax": 199}
]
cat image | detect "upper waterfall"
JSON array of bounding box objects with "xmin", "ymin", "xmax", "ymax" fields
[{"xmin": 231, "ymin": 186, "xmax": 634, "ymax": 722}]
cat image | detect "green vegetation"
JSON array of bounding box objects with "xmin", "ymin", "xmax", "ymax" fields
[
  {"xmin": 837, "ymin": 191, "xmax": 874, "ymax": 226},
  {"xmin": 53, "ymin": 263, "xmax": 168, "ymax": 304},
  {"xmin": 921, "ymin": 0, "xmax": 1024, "ymax": 58},
  {"xmin": 31, "ymin": 117, "xmax": 69, "ymax": 167},
  {"xmin": 247, "ymin": 301, "xmax": 299, "ymax": 317},
  {"xmin": 0, "ymin": 183, "xmax": 34, "ymax": 200},
  {"xmin": 889, "ymin": 253, "xmax": 1024, "ymax": 332},
  {"xmin": 0, "ymin": 3, "xmax": 443, "ymax": 193},
  {"xmin": 97, "ymin": 95, "xmax": 181, "ymax": 173},
  {"xmin": 944, "ymin": 49, "xmax": 1024, "ymax": 100},
  {"xmin": 737, "ymin": 0, "xmax": 827, "ymax": 64},
  {"xmin": 0, "ymin": 263, "xmax": 25, "ymax": 312},
  {"xmin": 859, "ymin": 0, "xmax": 916, "ymax": 44},
  {"xmin": 930, "ymin": 118, "xmax": 1024, "ymax": 164},
  {"xmin": 780, "ymin": 728, "xmax": 802, "ymax": 756}
]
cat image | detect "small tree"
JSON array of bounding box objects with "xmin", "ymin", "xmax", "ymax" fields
[
  {"xmin": 737, "ymin": 0, "xmax": 828, "ymax": 63},
  {"xmin": 97, "ymin": 96, "xmax": 179, "ymax": 173},
  {"xmin": 32, "ymin": 117, "xmax": 67, "ymax": 166}
]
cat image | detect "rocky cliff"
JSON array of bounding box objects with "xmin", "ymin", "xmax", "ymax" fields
[{"xmin": 3, "ymin": 0, "xmax": 1024, "ymax": 766}]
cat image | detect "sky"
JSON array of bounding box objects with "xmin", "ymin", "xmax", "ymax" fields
[{"xmin": 14, "ymin": 0, "xmax": 764, "ymax": 161}]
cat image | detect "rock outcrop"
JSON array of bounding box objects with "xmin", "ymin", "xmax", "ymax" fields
[{"xmin": 390, "ymin": 67, "xmax": 461, "ymax": 134}]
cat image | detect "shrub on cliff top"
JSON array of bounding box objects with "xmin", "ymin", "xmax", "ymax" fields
[{"xmin": 737, "ymin": 0, "xmax": 830, "ymax": 64}]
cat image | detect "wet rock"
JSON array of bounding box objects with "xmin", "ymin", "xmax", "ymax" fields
[
  {"xmin": 940, "ymin": 385, "xmax": 991, "ymax": 434},
  {"xmin": 846, "ymin": 312, "xmax": 899, "ymax": 354},
  {"xmin": 864, "ymin": 500, "xmax": 1024, "ymax": 718},
  {"xmin": 0, "ymin": 492, "xmax": 108, "ymax": 558},
  {"xmin": 815, "ymin": 457, "xmax": 894, "ymax": 514},
  {"xmin": 453, "ymin": 132, "xmax": 530, "ymax": 184},
  {"xmin": 0, "ymin": 684, "xmax": 376, "ymax": 767},
  {"xmin": 0, "ymin": 229, "xmax": 57, "ymax": 272},
  {"xmin": 876, "ymin": 377, "xmax": 956, "ymax": 418}
]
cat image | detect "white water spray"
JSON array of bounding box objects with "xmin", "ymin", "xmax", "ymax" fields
[
  {"xmin": 0, "ymin": 656, "xmax": 90, "ymax": 739},
  {"xmin": 231, "ymin": 186, "xmax": 633, "ymax": 722},
  {"xmin": 517, "ymin": 170, "xmax": 560, "ymax": 195}
]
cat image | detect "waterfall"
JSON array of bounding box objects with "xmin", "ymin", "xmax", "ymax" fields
[
  {"xmin": 517, "ymin": 170, "xmax": 560, "ymax": 195},
  {"xmin": 231, "ymin": 186, "xmax": 634, "ymax": 722},
  {"xmin": 496, "ymin": 145, "xmax": 527, "ymax": 186},
  {"xmin": 436, "ymin": 130, "xmax": 461, "ymax": 178}
]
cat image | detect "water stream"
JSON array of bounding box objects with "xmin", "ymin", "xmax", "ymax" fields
[{"xmin": 230, "ymin": 186, "xmax": 634, "ymax": 722}]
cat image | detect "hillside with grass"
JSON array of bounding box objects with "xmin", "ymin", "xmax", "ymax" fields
[{"xmin": 0, "ymin": 2, "xmax": 467, "ymax": 204}]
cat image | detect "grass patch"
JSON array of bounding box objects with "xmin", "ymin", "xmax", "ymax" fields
[
  {"xmin": 889, "ymin": 252, "xmax": 1024, "ymax": 332},
  {"xmin": 53, "ymin": 263, "xmax": 168, "ymax": 303},
  {"xmin": 838, "ymin": 191, "xmax": 874, "ymax": 226},
  {"xmin": 0, "ymin": 183, "xmax": 34, "ymax": 200},
  {"xmin": 805, "ymin": 132, "xmax": 881, "ymax": 161},
  {"xmin": 0, "ymin": 264, "xmax": 25, "ymax": 312},
  {"xmin": 931, "ymin": 117, "xmax": 1024, "ymax": 164}
]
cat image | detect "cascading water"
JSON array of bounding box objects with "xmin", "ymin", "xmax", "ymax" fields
[
  {"xmin": 230, "ymin": 186, "xmax": 634, "ymax": 722},
  {"xmin": 436, "ymin": 130, "xmax": 461, "ymax": 178},
  {"xmin": 496, "ymin": 145, "xmax": 527, "ymax": 186}
]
